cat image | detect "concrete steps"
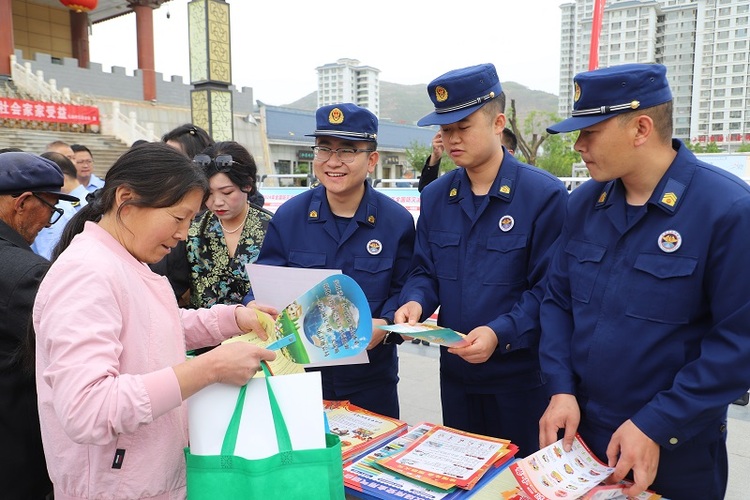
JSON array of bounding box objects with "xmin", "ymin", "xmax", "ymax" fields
[{"xmin": 0, "ymin": 128, "xmax": 129, "ymax": 177}]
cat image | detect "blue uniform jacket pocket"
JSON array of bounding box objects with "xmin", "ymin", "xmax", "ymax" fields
[
  {"xmin": 353, "ymin": 257, "xmax": 393, "ymax": 302},
  {"xmin": 483, "ymin": 234, "xmax": 528, "ymax": 285},
  {"xmin": 428, "ymin": 231, "xmax": 461, "ymax": 280},
  {"xmin": 288, "ymin": 250, "xmax": 327, "ymax": 268},
  {"xmin": 626, "ymin": 253, "xmax": 699, "ymax": 324},
  {"xmin": 565, "ymin": 239, "xmax": 606, "ymax": 304}
]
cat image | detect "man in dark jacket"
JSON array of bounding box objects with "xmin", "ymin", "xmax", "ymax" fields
[{"xmin": 0, "ymin": 151, "xmax": 79, "ymax": 499}]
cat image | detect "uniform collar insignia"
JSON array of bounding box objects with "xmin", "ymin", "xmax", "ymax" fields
[
  {"xmin": 307, "ymin": 200, "xmax": 322, "ymax": 221},
  {"xmin": 497, "ymin": 177, "xmax": 513, "ymax": 201},
  {"xmin": 448, "ymin": 178, "xmax": 461, "ymax": 203},
  {"xmin": 656, "ymin": 178, "xmax": 686, "ymax": 214},
  {"xmin": 365, "ymin": 203, "xmax": 377, "ymax": 226},
  {"xmin": 595, "ymin": 181, "xmax": 616, "ymax": 209}
]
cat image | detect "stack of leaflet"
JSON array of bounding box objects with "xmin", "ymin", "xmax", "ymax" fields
[
  {"xmin": 344, "ymin": 423, "xmax": 518, "ymax": 499},
  {"xmin": 323, "ymin": 400, "xmax": 408, "ymax": 463}
]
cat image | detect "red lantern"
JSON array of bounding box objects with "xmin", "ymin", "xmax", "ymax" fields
[{"xmin": 59, "ymin": 0, "xmax": 98, "ymax": 13}]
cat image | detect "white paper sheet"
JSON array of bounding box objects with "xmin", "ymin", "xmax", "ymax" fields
[{"xmin": 187, "ymin": 371, "xmax": 326, "ymax": 459}]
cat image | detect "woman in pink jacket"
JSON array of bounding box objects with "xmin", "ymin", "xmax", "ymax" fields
[{"xmin": 33, "ymin": 143, "xmax": 276, "ymax": 499}]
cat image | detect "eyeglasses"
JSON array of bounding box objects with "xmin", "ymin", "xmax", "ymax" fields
[
  {"xmin": 32, "ymin": 193, "xmax": 65, "ymax": 225},
  {"xmin": 311, "ymin": 146, "xmax": 375, "ymax": 163},
  {"xmin": 193, "ymin": 154, "xmax": 237, "ymax": 174}
]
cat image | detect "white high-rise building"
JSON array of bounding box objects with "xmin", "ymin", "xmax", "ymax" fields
[
  {"xmin": 559, "ymin": 0, "xmax": 750, "ymax": 147},
  {"xmin": 316, "ymin": 58, "xmax": 380, "ymax": 117}
]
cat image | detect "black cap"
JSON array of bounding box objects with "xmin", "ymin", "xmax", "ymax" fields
[{"xmin": 0, "ymin": 152, "xmax": 79, "ymax": 202}]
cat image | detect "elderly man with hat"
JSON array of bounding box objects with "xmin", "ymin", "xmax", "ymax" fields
[
  {"xmin": 395, "ymin": 64, "xmax": 568, "ymax": 456},
  {"xmin": 242, "ymin": 103, "xmax": 415, "ymax": 418},
  {"xmin": 538, "ymin": 63, "xmax": 750, "ymax": 498},
  {"xmin": 0, "ymin": 151, "xmax": 78, "ymax": 498}
]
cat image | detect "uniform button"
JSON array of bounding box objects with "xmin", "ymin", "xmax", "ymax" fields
[
  {"xmin": 505, "ymin": 343, "xmax": 511, "ymax": 351},
  {"xmin": 669, "ymin": 437, "xmax": 678, "ymax": 445},
  {"xmin": 720, "ymin": 424, "xmax": 727, "ymax": 433}
]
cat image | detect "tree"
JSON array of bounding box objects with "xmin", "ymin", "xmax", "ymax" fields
[
  {"xmin": 536, "ymin": 132, "xmax": 581, "ymax": 177},
  {"xmin": 404, "ymin": 139, "xmax": 456, "ymax": 174},
  {"xmin": 737, "ymin": 143, "xmax": 750, "ymax": 153},
  {"xmin": 506, "ymin": 99, "xmax": 557, "ymax": 166},
  {"xmin": 507, "ymin": 99, "xmax": 581, "ymax": 176},
  {"xmin": 685, "ymin": 141, "xmax": 722, "ymax": 153}
]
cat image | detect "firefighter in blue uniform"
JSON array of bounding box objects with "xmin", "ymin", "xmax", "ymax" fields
[
  {"xmin": 539, "ymin": 63, "xmax": 750, "ymax": 499},
  {"xmin": 243, "ymin": 103, "xmax": 415, "ymax": 419},
  {"xmin": 395, "ymin": 63, "xmax": 568, "ymax": 456}
]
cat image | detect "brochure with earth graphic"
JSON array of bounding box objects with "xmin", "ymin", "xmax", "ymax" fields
[{"xmin": 225, "ymin": 273, "xmax": 372, "ymax": 374}]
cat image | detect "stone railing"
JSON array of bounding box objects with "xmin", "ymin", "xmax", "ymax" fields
[
  {"xmin": 10, "ymin": 54, "xmax": 77, "ymax": 104},
  {"xmin": 102, "ymin": 101, "xmax": 160, "ymax": 145}
]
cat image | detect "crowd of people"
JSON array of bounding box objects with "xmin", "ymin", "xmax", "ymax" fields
[{"xmin": 1, "ymin": 61, "xmax": 749, "ymax": 499}]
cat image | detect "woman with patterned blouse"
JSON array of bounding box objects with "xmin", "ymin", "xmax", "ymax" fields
[{"xmin": 186, "ymin": 141, "xmax": 272, "ymax": 307}]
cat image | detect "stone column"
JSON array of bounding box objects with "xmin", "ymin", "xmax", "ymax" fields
[
  {"xmin": 0, "ymin": 0, "xmax": 13, "ymax": 79},
  {"xmin": 70, "ymin": 11, "xmax": 90, "ymax": 68},
  {"xmin": 188, "ymin": 0, "xmax": 233, "ymax": 141},
  {"xmin": 133, "ymin": 3, "xmax": 157, "ymax": 101}
]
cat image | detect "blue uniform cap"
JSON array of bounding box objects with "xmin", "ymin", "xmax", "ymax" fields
[
  {"xmin": 306, "ymin": 103, "xmax": 378, "ymax": 142},
  {"xmin": 0, "ymin": 151, "xmax": 79, "ymax": 201},
  {"xmin": 547, "ymin": 63, "xmax": 672, "ymax": 134},
  {"xmin": 417, "ymin": 63, "xmax": 503, "ymax": 127}
]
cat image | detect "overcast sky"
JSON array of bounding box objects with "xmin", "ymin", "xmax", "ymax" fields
[{"xmin": 90, "ymin": 0, "xmax": 565, "ymax": 106}]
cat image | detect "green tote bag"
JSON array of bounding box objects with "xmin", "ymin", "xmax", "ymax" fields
[{"xmin": 185, "ymin": 364, "xmax": 345, "ymax": 499}]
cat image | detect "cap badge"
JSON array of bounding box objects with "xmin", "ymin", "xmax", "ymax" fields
[
  {"xmin": 367, "ymin": 239, "xmax": 382, "ymax": 255},
  {"xmin": 367, "ymin": 215, "xmax": 376, "ymax": 224},
  {"xmin": 449, "ymin": 187, "xmax": 458, "ymax": 198},
  {"xmin": 435, "ymin": 85, "xmax": 448, "ymax": 103},
  {"xmin": 658, "ymin": 230, "xmax": 682, "ymax": 253},
  {"xmin": 499, "ymin": 185, "xmax": 511, "ymax": 194},
  {"xmin": 499, "ymin": 215, "xmax": 515, "ymax": 232},
  {"xmin": 574, "ymin": 82, "xmax": 581, "ymax": 102},
  {"xmin": 661, "ymin": 192, "xmax": 678, "ymax": 207},
  {"xmin": 598, "ymin": 191, "xmax": 607, "ymax": 204},
  {"xmin": 328, "ymin": 108, "xmax": 344, "ymax": 125}
]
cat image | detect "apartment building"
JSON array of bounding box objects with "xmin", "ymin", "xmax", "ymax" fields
[
  {"xmin": 316, "ymin": 58, "xmax": 380, "ymax": 117},
  {"xmin": 559, "ymin": 0, "xmax": 750, "ymax": 147}
]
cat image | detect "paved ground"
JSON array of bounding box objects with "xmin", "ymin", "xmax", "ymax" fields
[{"xmin": 396, "ymin": 342, "xmax": 750, "ymax": 499}]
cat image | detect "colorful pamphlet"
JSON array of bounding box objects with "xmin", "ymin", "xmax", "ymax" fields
[
  {"xmin": 507, "ymin": 434, "xmax": 661, "ymax": 500},
  {"xmin": 376, "ymin": 323, "xmax": 470, "ymax": 348},
  {"xmin": 344, "ymin": 423, "xmax": 517, "ymax": 500},
  {"xmin": 324, "ymin": 400, "xmax": 408, "ymax": 462},
  {"xmin": 376, "ymin": 424, "xmax": 516, "ymax": 490},
  {"xmin": 224, "ymin": 274, "xmax": 372, "ymax": 374}
]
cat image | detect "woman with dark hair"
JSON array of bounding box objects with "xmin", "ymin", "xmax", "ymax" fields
[
  {"xmin": 161, "ymin": 123, "xmax": 214, "ymax": 159},
  {"xmin": 33, "ymin": 142, "xmax": 275, "ymax": 499},
  {"xmin": 186, "ymin": 141, "xmax": 272, "ymax": 307}
]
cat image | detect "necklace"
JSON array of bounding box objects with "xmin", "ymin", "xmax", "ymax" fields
[{"xmin": 219, "ymin": 203, "xmax": 249, "ymax": 234}]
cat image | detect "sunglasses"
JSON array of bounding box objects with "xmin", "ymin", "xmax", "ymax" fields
[{"xmin": 193, "ymin": 154, "xmax": 238, "ymax": 174}]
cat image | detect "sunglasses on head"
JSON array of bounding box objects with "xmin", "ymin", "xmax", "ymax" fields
[{"xmin": 193, "ymin": 154, "xmax": 237, "ymax": 174}]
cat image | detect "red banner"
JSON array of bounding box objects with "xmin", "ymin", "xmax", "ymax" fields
[{"xmin": 0, "ymin": 97, "xmax": 99, "ymax": 125}]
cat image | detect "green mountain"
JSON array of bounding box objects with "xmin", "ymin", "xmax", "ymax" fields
[{"xmin": 284, "ymin": 81, "xmax": 559, "ymax": 125}]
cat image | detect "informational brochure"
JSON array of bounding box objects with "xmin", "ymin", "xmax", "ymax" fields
[
  {"xmin": 225, "ymin": 273, "xmax": 372, "ymax": 372},
  {"xmin": 377, "ymin": 322, "xmax": 470, "ymax": 348},
  {"xmin": 247, "ymin": 263, "xmax": 370, "ymax": 368},
  {"xmin": 324, "ymin": 400, "xmax": 408, "ymax": 462},
  {"xmin": 508, "ymin": 434, "xmax": 661, "ymax": 500},
  {"xmin": 377, "ymin": 425, "xmax": 514, "ymax": 490}
]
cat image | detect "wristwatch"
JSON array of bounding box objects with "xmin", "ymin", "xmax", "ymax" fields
[{"xmin": 380, "ymin": 318, "xmax": 402, "ymax": 345}]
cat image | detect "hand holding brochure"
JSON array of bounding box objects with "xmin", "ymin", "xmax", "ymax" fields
[
  {"xmin": 507, "ymin": 434, "xmax": 661, "ymax": 500},
  {"xmin": 376, "ymin": 322, "xmax": 469, "ymax": 348},
  {"xmin": 225, "ymin": 274, "xmax": 372, "ymax": 372}
]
